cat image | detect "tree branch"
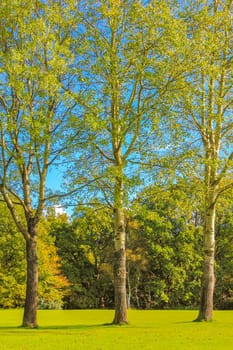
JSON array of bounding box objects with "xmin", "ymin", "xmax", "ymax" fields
[
  {"xmin": 44, "ymin": 176, "xmax": 103, "ymax": 202},
  {"xmin": 214, "ymin": 151, "xmax": 233, "ymax": 186},
  {"xmin": 95, "ymin": 144, "xmax": 115, "ymax": 162}
]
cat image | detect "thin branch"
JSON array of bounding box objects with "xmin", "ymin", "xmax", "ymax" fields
[
  {"xmin": 0, "ymin": 185, "xmax": 29, "ymax": 240},
  {"xmin": 222, "ymin": 120, "xmax": 233, "ymax": 137},
  {"xmin": 44, "ymin": 176, "xmax": 104, "ymax": 202},
  {"xmin": 123, "ymin": 82, "xmax": 143, "ymax": 160},
  {"xmin": 214, "ymin": 150, "xmax": 233, "ymax": 186},
  {"xmin": 184, "ymin": 100, "xmax": 207, "ymax": 143},
  {"xmin": 0, "ymin": 96, "xmax": 9, "ymax": 112},
  {"xmin": 123, "ymin": 78, "xmax": 139, "ymax": 120},
  {"xmin": 6, "ymin": 187, "xmax": 28, "ymax": 213},
  {"xmin": 95, "ymin": 180, "xmax": 114, "ymax": 209},
  {"xmin": 216, "ymin": 181, "xmax": 233, "ymax": 201},
  {"xmin": 95, "ymin": 144, "xmax": 115, "ymax": 162}
]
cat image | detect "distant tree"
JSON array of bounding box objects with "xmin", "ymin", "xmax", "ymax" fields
[
  {"xmin": 49, "ymin": 187, "xmax": 233, "ymax": 311},
  {"xmin": 37, "ymin": 217, "xmax": 69, "ymax": 309},
  {"xmin": 130, "ymin": 183, "xmax": 203, "ymax": 309},
  {"xmin": 215, "ymin": 191, "xmax": 233, "ymax": 309},
  {"xmin": 50, "ymin": 206, "xmax": 114, "ymax": 309},
  {"xmin": 0, "ymin": 203, "xmax": 26, "ymax": 308}
]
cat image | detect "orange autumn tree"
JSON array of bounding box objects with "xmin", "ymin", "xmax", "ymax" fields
[
  {"xmin": 37, "ymin": 218, "xmax": 69, "ymax": 309},
  {"xmin": 0, "ymin": 202, "xmax": 69, "ymax": 308}
]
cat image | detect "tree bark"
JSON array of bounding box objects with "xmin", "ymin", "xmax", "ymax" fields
[
  {"xmin": 196, "ymin": 192, "xmax": 216, "ymax": 322},
  {"xmin": 127, "ymin": 267, "xmax": 131, "ymax": 309},
  {"xmin": 22, "ymin": 234, "xmax": 38, "ymax": 328},
  {"xmin": 112, "ymin": 205, "xmax": 128, "ymax": 324}
]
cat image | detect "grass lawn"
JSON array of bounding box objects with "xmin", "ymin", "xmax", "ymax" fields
[{"xmin": 0, "ymin": 309, "xmax": 232, "ymax": 350}]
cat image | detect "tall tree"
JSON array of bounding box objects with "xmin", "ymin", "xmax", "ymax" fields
[
  {"xmin": 179, "ymin": 0, "xmax": 233, "ymax": 321},
  {"xmin": 69, "ymin": 0, "xmax": 183, "ymax": 324},
  {"xmin": 0, "ymin": 0, "xmax": 77, "ymax": 327}
]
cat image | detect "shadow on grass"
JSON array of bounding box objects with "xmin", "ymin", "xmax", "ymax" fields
[
  {"xmin": 173, "ymin": 319, "xmax": 217, "ymax": 325},
  {"xmin": 172, "ymin": 321, "xmax": 198, "ymax": 324},
  {"xmin": 39, "ymin": 323, "xmax": 112, "ymax": 330},
  {"xmin": 0, "ymin": 323, "xmax": 118, "ymax": 332}
]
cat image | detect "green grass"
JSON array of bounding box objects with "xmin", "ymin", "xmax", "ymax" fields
[{"xmin": 0, "ymin": 309, "xmax": 232, "ymax": 349}]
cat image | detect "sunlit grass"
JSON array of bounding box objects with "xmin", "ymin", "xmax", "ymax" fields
[{"xmin": 0, "ymin": 309, "xmax": 232, "ymax": 349}]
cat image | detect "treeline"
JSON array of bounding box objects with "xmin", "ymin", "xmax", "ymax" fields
[{"xmin": 1, "ymin": 182, "xmax": 232, "ymax": 310}]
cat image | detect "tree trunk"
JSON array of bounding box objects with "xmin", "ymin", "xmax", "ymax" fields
[
  {"xmin": 22, "ymin": 235, "xmax": 38, "ymax": 328},
  {"xmin": 135, "ymin": 283, "xmax": 140, "ymax": 309},
  {"xmin": 196, "ymin": 195, "xmax": 216, "ymax": 322},
  {"xmin": 127, "ymin": 267, "xmax": 131, "ymax": 309},
  {"xmin": 112, "ymin": 206, "xmax": 128, "ymax": 324}
]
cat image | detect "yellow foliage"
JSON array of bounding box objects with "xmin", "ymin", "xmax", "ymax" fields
[
  {"xmin": 127, "ymin": 219, "xmax": 140, "ymax": 230},
  {"xmin": 37, "ymin": 220, "xmax": 70, "ymax": 301},
  {"xmin": 101, "ymin": 0, "xmax": 123, "ymax": 18}
]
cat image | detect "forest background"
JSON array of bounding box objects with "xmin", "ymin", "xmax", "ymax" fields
[{"xmin": 0, "ymin": 185, "xmax": 233, "ymax": 311}]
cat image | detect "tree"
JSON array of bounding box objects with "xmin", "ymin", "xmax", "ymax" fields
[
  {"xmin": 37, "ymin": 217, "xmax": 69, "ymax": 309},
  {"xmin": 178, "ymin": 0, "xmax": 233, "ymax": 321},
  {"xmin": 49, "ymin": 206, "xmax": 114, "ymax": 309},
  {"xmin": 0, "ymin": 203, "xmax": 26, "ymax": 308},
  {"xmin": 69, "ymin": 0, "xmax": 184, "ymax": 324},
  {"xmin": 215, "ymin": 190, "xmax": 233, "ymax": 310},
  {"xmin": 0, "ymin": 203, "xmax": 68, "ymax": 309},
  {"xmin": 0, "ymin": 0, "xmax": 77, "ymax": 327},
  {"xmin": 129, "ymin": 182, "xmax": 203, "ymax": 309}
]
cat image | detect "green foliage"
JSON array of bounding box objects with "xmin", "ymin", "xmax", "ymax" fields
[
  {"xmin": 49, "ymin": 207, "xmax": 114, "ymax": 309},
  {"xmin": 215, "ymin": 192, "xmax": 233, "ymax": 309},
  {"xmin": 47, "ymin": 182, "xmax": 233, "ymax": 311},
  {"xmin": 0, "ymin": 182, "xmax": 233, "ymax": 311},
  {"xmin": 0, "ymin": 205, "xmax": 26, "ymax": 308},
  {"xmin": 0, "ymin": 204, "xmax": 68, "ymax": 308},
  {"xmin": 0, "ymin": 0, "xmax": 79, "ymax": 224},
  {"xmin": 127, "ymin": 183, "xmax": 203, "ymax": 309},
  {"xmin": 37, "ymin": 218, "xmax": 70, "ymax": 309}
]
